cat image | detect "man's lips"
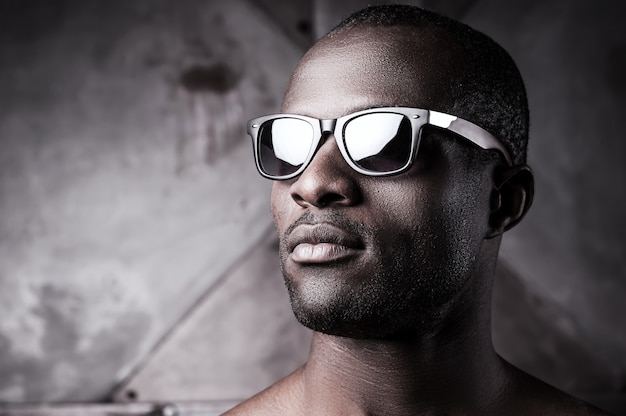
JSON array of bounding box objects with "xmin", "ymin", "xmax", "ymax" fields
[{"xmin": 286, "ymin": 223, "xmax": 365, "ymax": 264}]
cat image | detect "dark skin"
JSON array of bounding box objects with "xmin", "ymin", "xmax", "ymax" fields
[{"xmin": 225, "ymin": 26, "xmax": 608, "ymax": 416}]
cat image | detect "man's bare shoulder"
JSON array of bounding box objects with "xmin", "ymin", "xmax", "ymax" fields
[
  {"xmin": 221, "ymin": 367, "xmax": 304, "ymax": 416},
  {"xmin": 502, "ymin": 366, "xmax": 612, "ymax": 415},
  {"xmin": 514, "ymin": 391, "xmax": 612, "ymax": 415},
  {"xmin": 221, "ymin": 364, "xmax": 611, "ymax": 416},
  {"xmin": 517, "ymin": 391, "xmax": 611, "ymax": 415}
]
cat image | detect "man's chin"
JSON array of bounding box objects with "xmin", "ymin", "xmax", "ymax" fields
[
  {"xmin": 286, "ymin": 283, "xmax": 377, "ymax": 337},
  {"xmin": 292, "ymin": 308, "xmax": 391, "ymax": 339},
  {"xmin": 286, "ymin": 286, "xmax": 421, "ymax": 340},
  {"xmin": 280, "ymin": 252, "xmax": 460, "ymax": 340}
]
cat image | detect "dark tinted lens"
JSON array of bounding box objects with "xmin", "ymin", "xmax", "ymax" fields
[
  {"xmin": 343, "ymin": 113, "xmax": 413, "ymax": 173},
  {"xmin": 258, "ymin": 118, "xmax": 314, "ymax": 177}
]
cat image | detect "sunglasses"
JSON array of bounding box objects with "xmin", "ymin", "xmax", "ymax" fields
[{"xmin": 248, "ymin": 107, "xmax": 512, "ymax": 180}]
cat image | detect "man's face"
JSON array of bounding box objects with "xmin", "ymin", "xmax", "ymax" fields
[{"xmin": 271, "ymin": 27, "xmax": 495, "ymax": 339}]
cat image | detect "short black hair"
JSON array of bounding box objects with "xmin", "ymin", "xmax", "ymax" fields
[{"xmin": 327, "ymin": 5, "xmax": 529, "ymax": 165}]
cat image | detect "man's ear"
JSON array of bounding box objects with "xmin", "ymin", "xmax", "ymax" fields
[{"xmin": 486, "ymin": 165, "xmax": 534, "ymax": 238}]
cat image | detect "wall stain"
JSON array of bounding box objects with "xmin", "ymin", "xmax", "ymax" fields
[
  {"xmin": 179, "ymin": 63, "xmax": 241, "ymax": 94},
  {"xmin": 174, "ymin": 61, "xmax": 245, "ymax": 172}
]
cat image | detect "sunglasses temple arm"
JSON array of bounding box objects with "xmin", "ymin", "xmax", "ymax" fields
[{"xmin": 429, "ymin": 111, "xmax": 513, "ymax": 166}]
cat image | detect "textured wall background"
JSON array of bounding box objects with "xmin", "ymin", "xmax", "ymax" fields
[
  {"xmin": 474, "ymin": 0, "xmax": 626, "ymax": 403},
  {"xmin": 0, "ymin": 0, "xmax": 624, "ymax": 414},
  {"xmin": 0, "ymin": 0, "xmax": 293, "ymax": 402}
]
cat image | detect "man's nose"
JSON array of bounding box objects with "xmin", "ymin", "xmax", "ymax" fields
[{"xmin": 289, "ymin": 134, "xmax": 362, "ymax": 208}]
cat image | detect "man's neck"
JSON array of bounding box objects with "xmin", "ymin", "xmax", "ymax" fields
[
  {"xmin": 297, "ymin": 276, "xmax": 510, "ymax": 416},
  {"xmin": 302, "ymin": 334, "xmax": 507, "ymax": 415}
]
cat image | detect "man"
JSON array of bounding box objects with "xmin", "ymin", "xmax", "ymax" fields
[{"xmin": 226, "ymin": 5, "xmax": 608, "ymax": 415}]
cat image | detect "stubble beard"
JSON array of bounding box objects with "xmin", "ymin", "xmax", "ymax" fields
[{"xmin": 278, "ymin": 214, "xmax": 475, "ymax": 340}]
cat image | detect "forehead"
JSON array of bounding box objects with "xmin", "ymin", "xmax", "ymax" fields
[{"xmin": 282, "ymin": 26, "xmax": 463, "ymax": 118}]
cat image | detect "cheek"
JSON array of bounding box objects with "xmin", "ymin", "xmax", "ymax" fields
[
  {"xmin": 369, "ymin": 180, "xmax": 432, "ymax": 231},
  {"xmin": 371, "ymin": 176, "xmax": 488, "ymax": 249}
]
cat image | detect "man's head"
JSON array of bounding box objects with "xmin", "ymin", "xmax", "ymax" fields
[
  {"xmin": 253, "ymin": 5, "xmax": 533, "ymax": 339},
  {"xmin": 314, "ymin": 5, "xmax": 530, "ymax": 166}
]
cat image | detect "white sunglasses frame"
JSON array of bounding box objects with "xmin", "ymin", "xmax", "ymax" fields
[{"xmin": 248, "ymin": 106, "xmax": 512, "ymax": 180}]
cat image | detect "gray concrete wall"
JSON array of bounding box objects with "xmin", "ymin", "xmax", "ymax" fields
[
  {"xmin": 0, "ymin": 0, "xmax": 296, "ymax": 402},
  {"xmin": 0, "ymin": 0, "xmax": 624, "ymax": 413},
  {"xmin": 469, "ymin": 0, "xmax": 626, "ymax": 392}
]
